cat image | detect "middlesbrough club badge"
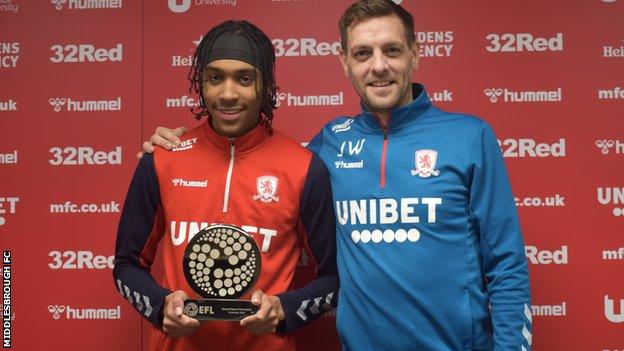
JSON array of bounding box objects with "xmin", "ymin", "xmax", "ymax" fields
[
  {"xmin": 410, "ymin": 149, "xmax": 440, "ymax": 178},
  {"xmin": 252, "ymin": 175, "xmax": 280, "ymax": 202}
]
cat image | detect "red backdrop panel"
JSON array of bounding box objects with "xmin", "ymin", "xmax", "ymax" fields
[{"xmin": 1, "ymin": 0, "xmax": 622, "ymax": 350}]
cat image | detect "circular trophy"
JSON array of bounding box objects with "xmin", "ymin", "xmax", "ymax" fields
[{"xmin": 182, "ymin": 225, "xmax": 262, "ymax": 321}]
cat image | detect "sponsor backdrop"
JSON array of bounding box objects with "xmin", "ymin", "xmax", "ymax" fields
[{"xmin": 1, "ymin": 0, "xmax": 623, "ymax": 350}]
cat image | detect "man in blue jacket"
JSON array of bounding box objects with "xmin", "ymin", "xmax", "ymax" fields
[{"xmin": 143, "ymin": 1, "xmax": 532, "ymax": 350}]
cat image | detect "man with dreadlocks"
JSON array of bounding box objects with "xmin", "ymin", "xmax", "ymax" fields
[{"xmin": 113, "ymin": 20, "xmax": 339, "ymax": 351}]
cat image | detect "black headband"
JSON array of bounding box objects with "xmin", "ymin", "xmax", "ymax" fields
[{"xmin": 206, "ymin": 33, "xmax": 259, "ymax": 69}]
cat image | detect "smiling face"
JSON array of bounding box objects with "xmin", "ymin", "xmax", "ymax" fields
[
  {"xmin": 340, "ymin": 14, "xmax": 419, "ymax": 123},
  {"xmin": 202, "ymin": 59, "xmax": 263, "ymax": 138}
]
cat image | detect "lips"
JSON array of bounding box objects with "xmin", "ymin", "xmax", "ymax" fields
[
  {"xmin": 367, "ymin": 81, "xmax": 395, "ymax": 96},
  {"xmin": 368, "ymin": 81, "xmax": 393, "ymax": 87},
  {"xmin": 213, "ymin": 107, "xmax": 244, "ymax": 121},
  {"xmin": 218, "ymin": 108, "xmax": 243, "ymax": 114}
]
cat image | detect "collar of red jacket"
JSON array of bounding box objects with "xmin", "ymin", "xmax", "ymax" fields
[{"xmin": 202, "ymin": 118, "xmax": 270, "ymax": 155}]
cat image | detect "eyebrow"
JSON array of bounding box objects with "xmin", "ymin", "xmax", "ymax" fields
[
  {"xmin": 350, "ymin": 41, "xmax": 404, "ymax": 50},
  {"xmin": 204, "ymin": 66, "xmax": 257, "ymax": 75}
]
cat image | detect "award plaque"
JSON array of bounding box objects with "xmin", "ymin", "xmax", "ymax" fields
[{"xmin": 182, "ymin": 224, "xmax": 262, "ymax": 321}]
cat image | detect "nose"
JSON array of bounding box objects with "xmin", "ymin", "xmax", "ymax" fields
[
  {"xmin": 219, "ymin": 79, "xmax": 239, "ymax": 102},
  {"xmin": 370, "ymin": 50, "xmax": 389, "ymax": 75}
]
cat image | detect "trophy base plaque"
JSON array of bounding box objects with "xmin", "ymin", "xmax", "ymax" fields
[{"xmin": 184, "ymin": 299, "xmax": 259, "ymax": 321}]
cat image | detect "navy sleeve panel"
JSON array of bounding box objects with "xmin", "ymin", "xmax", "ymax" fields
[
  {"xmin": 469, "ymin": 122, "xmax": 532, "ymax": 350},
  {"xmin": 113, "ymin": 153, "xmax": 172, "ymax": 327},
  {"xmin": 276, "ymin": 153, "xmax": 339, "ymax": 334}
]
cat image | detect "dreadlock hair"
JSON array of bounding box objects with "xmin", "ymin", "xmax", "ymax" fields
[{"xmin": 188, "ymin": 20, "xmax": 278, "ymax": 132}]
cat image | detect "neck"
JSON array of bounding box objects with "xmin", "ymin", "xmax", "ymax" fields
[{"xmin": 374, "ymin": 111, "xmax": 390, "ymax": 127}]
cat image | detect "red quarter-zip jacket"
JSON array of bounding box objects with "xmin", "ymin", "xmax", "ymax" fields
[{"xmin": 113, "ymin": 121, "xmax": 338, "ymax": 351}]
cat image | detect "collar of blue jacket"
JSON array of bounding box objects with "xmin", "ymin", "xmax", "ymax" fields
[{"xmin": 359, "ymin": 83, "xmax": 433, "ymax": 132}]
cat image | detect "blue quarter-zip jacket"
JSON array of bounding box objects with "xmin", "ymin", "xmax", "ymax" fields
[{"xmin": 308, "ymin": 84, "xmax": 532, "ymax": 351}]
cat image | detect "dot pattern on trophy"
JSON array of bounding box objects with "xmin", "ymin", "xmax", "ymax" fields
[{"xmin": 184, "ymin": 226, "xmax": 260, "ymax": 299}]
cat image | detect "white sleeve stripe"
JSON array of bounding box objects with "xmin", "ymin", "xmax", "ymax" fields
[
  {"xmin": 296, "ymin": 300, "xmax": 310, "ymax": 321},
  {"xmin": 116, "ymin": 279, "xmax": 124, "ymax": 295},
  {"xmin": 123, "ymin": 285, "xmax": 134, "ymax": 304},
  {"xmin": 133, "ymin": 291, "xmax": 144, "ymax": 311},
  {"xmin": 323, "ymin": 292, "xmax": 334, "ymax": 310},
  {"xmin": 296, "ymin": 292, "xmax": 338, "ymax": 321},
  {"xmin": 116, "ymin": 279, "xmax": 153, "ymax": 317},
  {"xmin": 524, "ymin": 303, "xmax": 533, "ymax": 323},
  {"xmin": 143, "ymin": 295, "xmax": 153, "ymax": 317},
  {"xmin": 310, "ymin": 297, "xmax": 322, "ymax": 314},
  {"xmin": 522, "ymin": 324, "xmax": 532, "ymax": 346}
]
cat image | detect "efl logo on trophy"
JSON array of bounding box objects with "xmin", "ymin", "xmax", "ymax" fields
[{"xmin": 182, "ymin": 225, "xmax": 262, "ymax": 320}]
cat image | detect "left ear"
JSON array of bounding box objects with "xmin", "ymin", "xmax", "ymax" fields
[
  {"xmin": 410, "ymin": 42, "xmax": 420, "ymax": 70},
  {"xmin": 339, "ymin": 48, "xmax": 350, "ymax": 78}
]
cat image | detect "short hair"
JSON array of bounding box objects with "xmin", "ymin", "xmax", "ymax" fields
[
  {"xmin": 189, "ymin": 20, "xmax": 277, "ymax": 131},
  {"xmin": 339, "ymin": 0, "xmax": 415, "ymax": 52}
]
